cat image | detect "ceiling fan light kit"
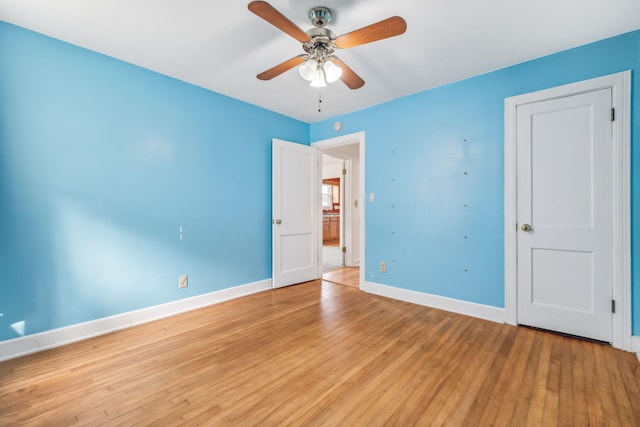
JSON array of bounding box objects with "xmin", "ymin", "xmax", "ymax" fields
[
  {"xmin": 299, "ymin": 57, "xmax": 343, "ymax": 85},
  {"xmin": 248, "ymin": 1, "xmax": 406, "ymax": 90}
]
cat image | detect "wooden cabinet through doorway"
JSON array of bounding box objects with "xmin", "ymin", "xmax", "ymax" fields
[{"xmin": 323, "ymin": 216, "xmax": 339, "ymax": 242}]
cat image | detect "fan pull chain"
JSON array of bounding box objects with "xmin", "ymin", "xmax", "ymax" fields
[{"xmin": 318, "ymin": 91, "xmax": 322, "ymax": 112}]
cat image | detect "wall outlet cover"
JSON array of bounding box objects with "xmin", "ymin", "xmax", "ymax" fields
[{"xmin": 178, "ymin": 274, "xmax": 188, "ymax": 288}]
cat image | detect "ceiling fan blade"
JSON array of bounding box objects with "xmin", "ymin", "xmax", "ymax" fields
[
  {"xmin": 334, "ymin": 16, "xmax": 407, "ymax": 50},
  {"xmin": 257, "ymin": 56, "xmax": 306, "ymax": 80},
  {"xmin": 332, "ymin": 58, "xmax": 365, "ymax": 90},
  {"xmin": 248, "ymin": 1, "xmax": 310, "ymax": 43}
]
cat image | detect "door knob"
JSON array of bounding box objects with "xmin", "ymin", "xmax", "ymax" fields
[
  {"xmin": 274, "ymin": 219, "xmax": 282, "ymax": 225},
  {"xmin": 521, "ymin": 223, "xmax": 532, "ymax": 232}
]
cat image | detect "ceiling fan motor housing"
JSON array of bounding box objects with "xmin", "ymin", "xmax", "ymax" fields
[
  {"xmin": 309, "ymin": 7, "xmax": 331, "ymax": 28},
  {"xmin": 303, "ymin": 28, "xmax": 337, "ymax": 61}
]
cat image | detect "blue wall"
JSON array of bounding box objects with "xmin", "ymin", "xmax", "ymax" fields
[
  {"xmin": 0, "ymin": 22, "xmax": 308, "ymax": 341},
  {"xmin": 311, "ymin": 30, "xmax": 640, "ymax": 331},
  {"xmin": 2, "ymin": 19, "xmax": 639, "ymax": 342}
]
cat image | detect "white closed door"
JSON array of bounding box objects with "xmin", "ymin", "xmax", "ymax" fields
[
  {"xmin": 516, "ymin": 88, "xmax": 613, "ymax": 342},
  {"xmin": 272, "ymin": 139, "xmax": 319, "ymax": 288}
]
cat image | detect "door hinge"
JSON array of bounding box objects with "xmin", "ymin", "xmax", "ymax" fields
[
  {"xmin": 342, "ymin": 168, "xmax": 347, "ymax": 176},
  {"xmin": 342, "ymin": 246, "xmax": 347, "ymax": 253},
  {"xmin": 611, "ymin": 299, "xmax": 616, "ymax": 313},
  {"xmin": 611, "ymin": 108, "xmax": 615, "ymax": 122}
]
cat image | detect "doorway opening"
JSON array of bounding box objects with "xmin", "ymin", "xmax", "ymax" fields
[
  {"xmin": 321, "ymin": 154, "xmax": 344, "ymax": 271},
  {"xmin": 313, "ymin": 132, "xmax": 365, "ymax": 289}
]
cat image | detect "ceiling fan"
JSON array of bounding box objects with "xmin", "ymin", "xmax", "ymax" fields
[{"xmin": 248, "ymin": 1, "xmax": 407, "ymax": 89}]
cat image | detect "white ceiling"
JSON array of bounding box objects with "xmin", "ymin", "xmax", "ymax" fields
[{"xmin": 1, "ymin": 0, "xmax": 639, "ymax": 123}]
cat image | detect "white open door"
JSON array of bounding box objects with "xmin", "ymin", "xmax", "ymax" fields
[{"xmin": 272, "ymin": 139, "xmax": 319, "ymax": 288}]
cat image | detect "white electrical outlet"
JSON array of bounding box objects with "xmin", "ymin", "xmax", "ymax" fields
[
  {"xmin": 380, "ymin": 261, "xmax": 386, "ymax": 273},
  {"xmin": 178, "ymin": 274, "xmax": 188, "ymax": 289}
]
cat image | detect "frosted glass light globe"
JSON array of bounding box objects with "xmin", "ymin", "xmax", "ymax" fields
[
  {"xmin": 323, "ymin": 60, "xmax": 343, "ymax": 83},
  {"xmin": 298, "ymin": 59, "xmax": 318, "ymax": 82},
  {"xmin": 309, "ymin": 67, "xmax": 327, "ymax": 88}
]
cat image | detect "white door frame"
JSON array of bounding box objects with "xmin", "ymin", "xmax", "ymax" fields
[
  {"xmin": 312, "ymin": 131, "xmax": 365, "ymax": 288},
  {"xmin": 341, "ymin": 158, "xmax": 354, "ymax": 266},
  {"xmin": 504, "ymin": 71, "xmax": 631, "ymax": 350}
]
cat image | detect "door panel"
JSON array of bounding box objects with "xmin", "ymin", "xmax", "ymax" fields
[
  {"xmin": 531, "ymin": 248, "xmax": 593, "ymax": 312},
  {"xmin": 272, "ymin": 139, "xmax": 319, "ymax": 288},
  {"xmin": 516, "ymin": 88, "xmax": 612, "ymax": 342},
  {"xmin": 281, "ymin": 234, "xmax": 314, "ymax": 271},
  {"xmin": 531, "ymin": 106, "xmax": 593, "ymax": 227}
]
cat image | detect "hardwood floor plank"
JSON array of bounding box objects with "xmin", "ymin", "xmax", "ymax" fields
[
  {"xmin": 453, "ymin": 327, "xmax": 515, "ymax": 425},
  {"xmin": 507, "ymin": 332, "xmax": 542, "ymax": 426},
  {"xmin": 326, "ymin": 312, "xmax": 449, "ymax": 425},
  {"xmin": 279, "ymin": 301, "xmax": 435, "ymax": 425},
  {"xmin": 361, "ymin": 335, "xmax": 450, "ymax": 425},
  {"xmin": 583, "ymin": 343, "xmax": 606, "ymax": 425},
  {"xmin": 492, "ymin": 327, "xmax": 537, "ymax": 425},
  {"xmin": 614, "ymin": 349, "xmax": 640, "ymax": 422},
  {"xmin": 556, "ymin": 334, "xmax": 575, "ymax": 427},
  {"xmin": 569, "ymin": 340, "xmax": 589, "ymax": 426},
  {"xmin": 594, "ymin": 341, "xmax": 629, "ymax": 426},
  {"xmin": 459, "ymin": 326, "xmax": 518, "ymax": 426},
  {"xmin": 364, "ymin": 313, "xmax": 463, "ymax": 425},
  {"xmin": 1, "ymin": 280, "xmax": 639, "ymax": 426},
  {"xmin": 416, "ymin": 319, "xmax": 502, "ymax": 425},
  {"xmin": 380, "ymin": 317, "xmax": 478, "ymax": 425}
]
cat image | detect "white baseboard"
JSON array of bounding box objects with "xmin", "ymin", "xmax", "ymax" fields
[
  {"xmin": 631, "ymin": 336, "xmax": 640, "ymax": 361},
  {"xmin": 362, "ymin": 281, "xmax": 506, "ymax": 324},
  {"xmin": 0, "ymin": 279, "xmax": 272, "ymax": 362}
]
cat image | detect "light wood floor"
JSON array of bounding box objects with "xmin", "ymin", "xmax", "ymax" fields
[
  {"xmin": 322, "ymin": 266, "xmax": 359, "ymax": 288},
  {"xmin": 1, "ymin": 281, "xmax": 639, "ymax": 426}
]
